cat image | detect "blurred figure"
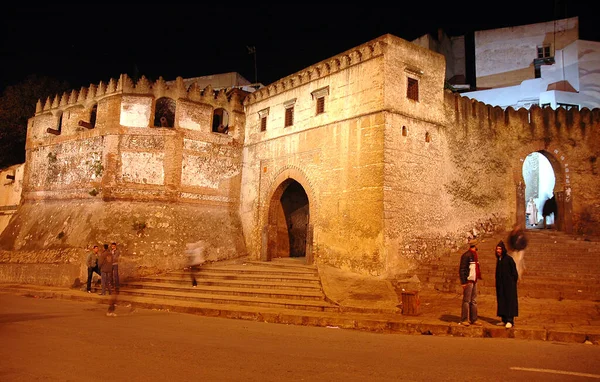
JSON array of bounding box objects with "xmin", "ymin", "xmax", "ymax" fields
[
  {"xmin": 542, "ymin": 195, "xmax": 557, "ymax": 229},
  {"xmin": 106, "ymin": 293, "xmax": 117, "ymax": 317},
  {"xmin": 508, "ymin": 224, "xmax": 528, "ymax": 280},
  {"xmin": 186, "ymin": 240, "xmax": 208, "ymax": 287},
  {"xmin": 111, "ymin": 242, "xmax": 121, "ymax": 292},
  {"xmin": 494, "ymin": 240, "xmax": 519, "ymax": 328}
]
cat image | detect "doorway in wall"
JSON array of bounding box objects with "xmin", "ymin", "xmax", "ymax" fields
[
  {"xmin": 266, "ymin": 179, "xmax": 309, "ymax": 261},
  {"xmin": 522, "ymin": 152, "xmax": 556, "ymax": 229}
]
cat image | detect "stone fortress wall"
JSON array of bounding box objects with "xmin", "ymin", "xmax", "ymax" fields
[{"xmin": 1, "ymin": 34, "xmax": 599, "ymax": 286}]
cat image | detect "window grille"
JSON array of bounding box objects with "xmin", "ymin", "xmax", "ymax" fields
[
  {"xmin": 407, "ymin": 78, "xmax": 419, "ymax": 101},
  {"xmin": 285, "ymin": 107, "xmax": 294, "ymax": 127}
]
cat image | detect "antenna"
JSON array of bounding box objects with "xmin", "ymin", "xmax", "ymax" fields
[{"xmin": 247, "ymin": 46, "xmax": 258, "ymax": 84}]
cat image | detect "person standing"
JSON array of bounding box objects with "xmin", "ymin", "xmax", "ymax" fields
[
  {"xmin": 526, "ymin": 197, "xmax": 538, "ymax": 226},
  {"xmin": 85, "ymin": 245, "xmax": 101, "ymax": 293},
  {"xmin": 98, "ymin": 244, "xmax": 113, "ymax": 295},
  {"xmin": 494, "ymin": 240, "xmax": 519, "ymax": 328},
  {"xmin": 110, "ymin": 242, "xmax": 121, "ymax": 292},
  {"xmin": 458, "ymin": 239, "xmax": 482, "ymax": 326}
]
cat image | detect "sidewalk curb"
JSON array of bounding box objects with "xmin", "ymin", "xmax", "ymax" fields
[{"xmin": 1, "ymin": 285, "xmax": 598, "ymax": 345}]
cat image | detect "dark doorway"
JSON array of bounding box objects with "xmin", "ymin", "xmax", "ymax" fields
[
  {"xmin": 266, "ymin": 179, "xmax": 310, "ymax": 261},
  {"xmin": 281, "ymin": 181, "xmax": 309, "ymax": 258}
]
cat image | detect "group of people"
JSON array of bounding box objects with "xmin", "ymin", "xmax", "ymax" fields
[
  {"xmin": 86, "ymin": 242, "xmax": 121, "ymax": 295},
  {"xmin": 458, "ymin": 228, "xmax": 524, "ymax": 328}
]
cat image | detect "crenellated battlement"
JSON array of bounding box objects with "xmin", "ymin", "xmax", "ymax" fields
[
  {"xmin": 445, "ymin": 90, "xmax": 600, "ymax": 142},
  {"xmin": 35, "ymin": 73, "xmax": 247, "ymax": 116},
  {"xmin": 244, "ymin": 36, "xmax": 386, "ymax": 105}
]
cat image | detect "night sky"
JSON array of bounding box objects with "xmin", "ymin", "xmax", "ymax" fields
[{"xmin": 0, "ymin": 2, "xmax": 595, "ymax": 94}]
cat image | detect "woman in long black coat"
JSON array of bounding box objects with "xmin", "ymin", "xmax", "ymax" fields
[{"xmin": 495, "ymin": 240, "xmax": 519, "ymax": 328}]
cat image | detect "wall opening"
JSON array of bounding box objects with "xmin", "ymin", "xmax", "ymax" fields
[
  {"xmin": 154, "ymin": 97, "xmax": 176, "ymax": 128},
  {"xmin": 522, "ymin": 152, "xmax": 556, "ymax": 229},
  {"xmin": 212, "ymin": 108, "xmax": 229, "ymax": 134},
  {"xmin": 266, "ymin": 179, "xmax": 309, "ymax": 261}
]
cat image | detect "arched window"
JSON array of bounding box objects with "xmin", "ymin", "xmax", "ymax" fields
[
  {"xmin": 402, "ymin": 126, "xmax": 407, "ymax": 136},
  {"xmin": 154, "ymin": 97, "xmax": 176, "ymax": 128},
  {"xmin": 425, "ymin": 132, "xmax": 431, "ymax": 143},
  {"xmin": 212, "ymin": 108, "xmax": 230, "ymax": 134}
]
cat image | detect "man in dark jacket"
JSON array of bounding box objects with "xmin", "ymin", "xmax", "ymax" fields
[
  {"xmin": 494, "ymin": 240, "xmax": 519, "ymax": 328},
  {"xmin": 85, "ymin": 245, "xmax": 101, "ymax": 293},
  {"xmin": 98, "ymin": 244, "xmax": 113, "ymax": 295},
  {"xmin": 458, "ymin": 239, "xmax": 482, "ymax": 326}
]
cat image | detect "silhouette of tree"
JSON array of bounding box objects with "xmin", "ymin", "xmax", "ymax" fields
[{"xmin": 0, "ymin": 75, "xmax": 70, "ymax": 169}]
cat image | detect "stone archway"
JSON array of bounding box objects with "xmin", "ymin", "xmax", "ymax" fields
[
  {"xmin": 516, "ymin": 149, "xmax": 572, "ymax": 233},
  {"xmin": 264, "ymin": 179, "xmax": 310, "ymax": 263}
]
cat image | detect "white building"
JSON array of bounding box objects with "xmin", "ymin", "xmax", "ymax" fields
[{"xmin": 462, "ymin": 16, "xmax": 600, "ymax": 111}]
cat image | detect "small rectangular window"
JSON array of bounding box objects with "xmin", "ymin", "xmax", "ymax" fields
[
  {"xmin": 316, "ymin": 97, "xmax": 325, "ymax": 115},
  {"xmin": 537, "ymin": 44, "xmax": 552, "ymax": 58},
  {"xmin": 407, "ymin": 77, "xmax": 419, "ymax": 101},
  {"xmin": 260, "ymin": 116, "xmax": 267, "ymax": 131},
  {"xmin": 285, "ymin": 107, "xmax": 294, "ymax": 127},
  {"xmin": 558, "ymin": 103, "xmax": 579, "ymax": 111}
]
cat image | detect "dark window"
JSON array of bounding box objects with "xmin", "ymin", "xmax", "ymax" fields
[
  {"xmin": 260, "ymin": 116, "xmax": 267, "ymax": 131},
  {"xmin": 47, "ymin": 112, "xmax": 63, "ymax": 135},
  {"xmin": 558, "ymin": 103, "xmax": 579, "ymax": 111},
  {"xmin": 154, "ymin": 97, "xmax": 176, "ymax": 128},
  {"xmin": 89, "ymin": 104, "xmax": 97, "ymax": 128},
  {"xmin": 535, "ymin": 66, "xmax": 541, "ymax": 78},
  {"xmin": 316, "ymin": 96, "xmax": 325, "ymax": 115},
  {"xmin": 425, "ymin": 132, "xmax": 431, "ymax": 143},
  {"xmin": 402, "ymin": 126, "xmax": 407, "ymax": 137},
  {"xmin": 407, "ymin": 78, "xmax": 419, "ymax": 101},
  {"xmin": 285, "ymin": 106, "xmax": 294, "ymax": 127},
  {"xmin": 212, "ymin": 108, "xmax": 229, "ymax": 134}
]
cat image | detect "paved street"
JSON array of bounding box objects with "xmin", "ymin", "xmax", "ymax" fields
[{"xmin": 1, "ymin": 293, "xmax": 599, "ymax": 382}]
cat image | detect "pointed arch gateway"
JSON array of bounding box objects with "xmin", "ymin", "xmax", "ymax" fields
[
  {"xmin": 517, "ymin": 149, "xmax": 572, "ymax": 233},
  {"xmin": 261, "ymin": 169, "xmax": 316, "ymax": 264}
]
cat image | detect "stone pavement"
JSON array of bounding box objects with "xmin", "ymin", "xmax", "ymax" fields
[{"xmin": 1, "ymin": 264, "xmax": 599, "ymax": 345}]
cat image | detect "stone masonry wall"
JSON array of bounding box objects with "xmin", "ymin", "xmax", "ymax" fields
[
  {"xmin": 242, "ymin": 37, "xmax": 387, "ymax": 275},
  {"xmin": 0, "ymin": 199, "xmax": 246, "ymax": 286}
]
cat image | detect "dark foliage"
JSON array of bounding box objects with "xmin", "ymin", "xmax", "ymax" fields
[{"xmin": 0, "ymin": 75, "xmax": 70, "ymax": 169}]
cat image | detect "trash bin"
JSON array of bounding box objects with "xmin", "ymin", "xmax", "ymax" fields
[{"xmin": 401, "ymin": 290, "xmax": 420, "ymax": 316}]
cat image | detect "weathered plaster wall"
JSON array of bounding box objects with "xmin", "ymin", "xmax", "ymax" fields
[
  {"xmin": 0, "ymin": 164, "xmax": 24, "ymax": 235},
  {"xmin": 578, "ymin": 40, "xmax": 600, "ymax": 109},
  {"xmin": 25, "ymin": 136, "xmax": 104, "ymax": 191},
  {"xmin": 475, "ymin": 17, "xmax": 579, "ymax": 88}
]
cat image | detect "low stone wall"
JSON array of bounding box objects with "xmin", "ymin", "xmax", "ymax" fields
[{"xmin": 0, "ymin": 199, "xmax": 248, "ymax": 287}]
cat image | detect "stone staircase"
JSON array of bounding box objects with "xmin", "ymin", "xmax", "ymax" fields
[
  {"xmin": 119, "ymin": 257, "xmax": 340, "ymax": 313},
  {"xmin": 413, "ymin": 229, "xmax": 600, "ymax": 301}
]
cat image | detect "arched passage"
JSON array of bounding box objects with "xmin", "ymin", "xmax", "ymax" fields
[
  {"xmin": 517, "ymin": 149, "xmax": 572, "ymax": 233},
  {"xmin": 523, "ymin": 152, "xmax": 556, "ymax": 228},
  {"xmin": 264, "ymin": 179, "xmax": 311, "ymax": 263}
]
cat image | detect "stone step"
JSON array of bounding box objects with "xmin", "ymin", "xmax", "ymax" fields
[
  {"xmin": 126, "ymin": 276, "xmax": 323, "ymax": 291},
  {"xmin": 162, "ymin": 271, "xmax": 322, "ymax": 284},
  {"xmin": 117, "ymin": 288, "xmax": 339, "ymax": 312},
  {"xmin": 122, "ymin": 281, "xmax": 326, "ymax": 301},
  {"xmin": 185, "ymin": 264, "xmax": 319, "ymax": 277}
]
